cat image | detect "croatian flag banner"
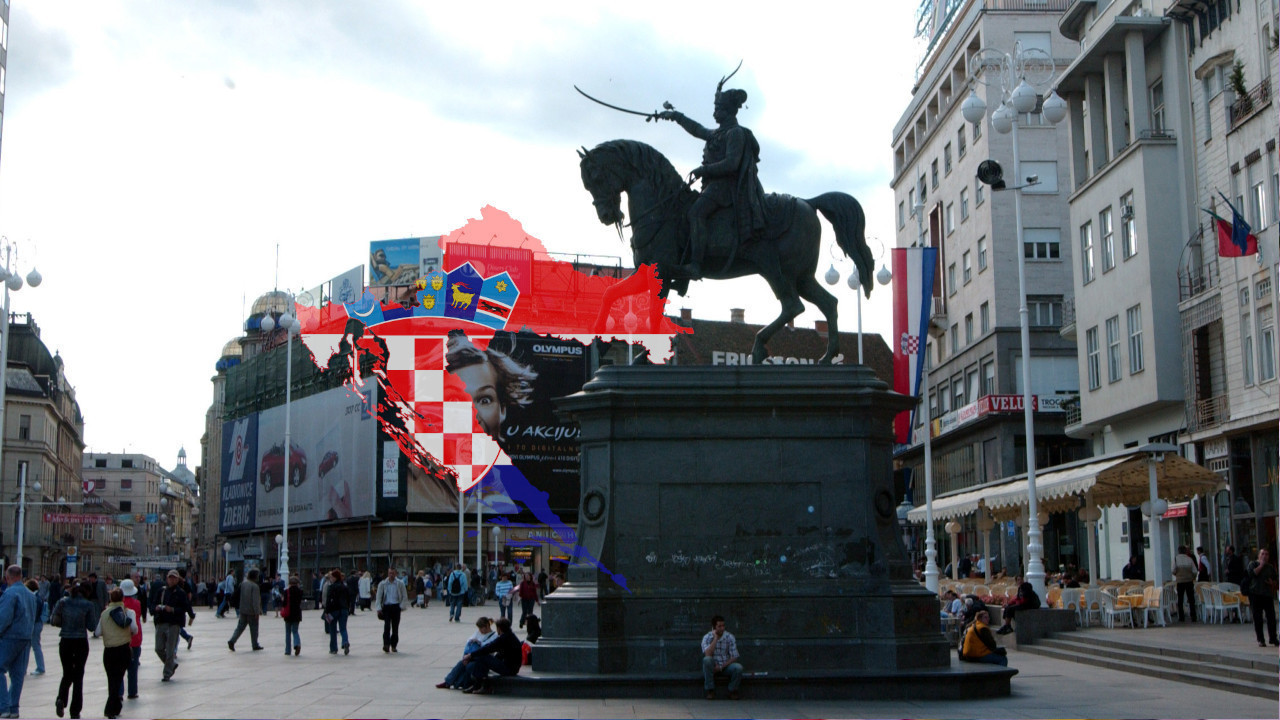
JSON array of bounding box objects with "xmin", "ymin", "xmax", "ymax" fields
[{"xmin": 892, "ymin": 247, "xmax": 938, "ymax": 444}]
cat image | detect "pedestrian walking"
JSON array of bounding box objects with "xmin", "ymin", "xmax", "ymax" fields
[
  {"xmin": 177, "ymin": 569, "xmax": 196, "ymax": 650},
  {"xmin": 215, "ymin": 572, "xmax": 234, "ymax": 618},
  {"xmin": 323, "ymin": 570, "xmax": 350, "ymax": 655},
  {"xmin": 282, "ymin": 576, "xmax": 303, "ymax": 657},
  {"xmin": 50, "ymin": 579, "xmax": 98, "ymax": 719},
  {"xmin": 358, "ymin": 572, "xmax": 372, "ymax": 612},
  {"xmin": 1244, "ymin": 548, "xmax": 1279, "ymax": 647},
  {"xmin": 494, "ymin": 573, "xmax": 514, "ymax": 623},
  {"xmin": 88, "ymin": 574, "xmax": 108, "ymax": 640},
  {"xmin": 118, "ymin": 580, "xmax": 143, "ymax": 701},
  {"xmin": 344, "ymin": 571, "xmax": 359, "ymax": 617},
  {"xmin": 517, "ymin": 571, "xmax": 540, "ymax": 629},
  {"xmin": 98, "ymin": 589, "xmax": 138, "ymax": 719},
  {"xmin": 24, "ymin": 580, "xmax": 45, "ymax": 677},
  {"xmin": 0, "ymin": 566, "xmax": 37, "ymax": 718},
  {"xmin": 374, "ymin": 568, "xmax": 406, "ymax": 653},
  {"xmin": 226, "ymin": 569, "xmax": 263, "ymax": 652},
  {"xmin": 153, "ymin": 570, "xmax": 192, "ymax": 682},
  {"xmin": 446, "ymin": 564, "xmax": 469, "ymax": 623}
]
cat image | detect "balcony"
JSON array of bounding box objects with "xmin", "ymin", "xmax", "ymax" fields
[
  {"xmin": 1190, "ymin": 395, "xmax": 1229, "ymax": 433},
  {"xmin": 1061, "ymin": 394, "xmax": 1082, "ymax": 429},
  {"xmin": 1178, "ymin": 248, "xmax": 1219, "ymax": 302},
  {"xmin": 1228, "ymin": 79, "xmax": 1271, "ymax": 133}
]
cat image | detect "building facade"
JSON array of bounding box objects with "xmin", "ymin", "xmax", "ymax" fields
[
  {"xmin": 891, "ymin": 0, "xmax": 1087, "ymax": 574},
  {"xmin": 1057, "ymin": 0, "xmax": 1278, "ymax": 576},
  {"xmin": 2, "ymin": 314, "xmax": 87, "ymax": 576}
]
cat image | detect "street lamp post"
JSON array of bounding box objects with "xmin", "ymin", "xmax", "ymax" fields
[
  {"xmin": 223, "ymin": 541, "xmax": 232, "ymax": 579},
  {"xmin": 260, "ymin": 302, "xmax": 298, "ymax": 578},
  {"xmin": 492, "ymin": 525, "xmax": 501, "ymax": 568},
  {"xmin": 913, "ymin": 199, "xmax": 941, "ymax": 595},
  {"xmin": 962, "ymin": 43, "xmax": 1068, "ymax": 590}
]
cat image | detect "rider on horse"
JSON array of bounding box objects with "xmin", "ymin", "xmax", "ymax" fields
[{"xmin": 657, "ymin": 87, "xmax": 766, "ymax": 278}]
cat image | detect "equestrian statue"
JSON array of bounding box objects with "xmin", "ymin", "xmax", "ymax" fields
[{"xmin": 576, "ymin": 66, "xmax": 874, "ymax": 365}]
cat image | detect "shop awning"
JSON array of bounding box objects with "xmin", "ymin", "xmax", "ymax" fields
[{"xmin": 904, "ymin": 447, "xmax": 1223, "ymax": 524}]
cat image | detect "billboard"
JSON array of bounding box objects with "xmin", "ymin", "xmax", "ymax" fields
[
  {"xmin": 219, "ymin": 414, "xmax": 259, "ymax": 533},
  {"xmin": 253, "ymin": 385, "xmax": 377, "ymax": 529},
  {"xmin": 488, "ymin": 333, "xmax": 587, "ymax": 515}
]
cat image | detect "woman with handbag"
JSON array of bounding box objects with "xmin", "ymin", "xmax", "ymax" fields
[
  {"xmin": 960, "ymin": 610, "xmax": 1007, "ymax": 666},
  {"xmin": 50, "ymin": 580, "xmax": 98, "ymax": 719},
  {"xmin": 282, "ymin": 575, "xmax": 304, "ymax": 656},
  {"xmin": 323, "ymin": 570, "xmax": 350, "ymax": 655}
]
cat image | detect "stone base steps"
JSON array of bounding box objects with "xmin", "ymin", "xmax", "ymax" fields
[{"xmin": 1020, "ymin": 635, "xmax": 1278, "ymax": 700}]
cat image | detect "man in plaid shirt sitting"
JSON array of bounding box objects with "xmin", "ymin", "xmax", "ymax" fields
[{"xmin": 700, "ymin": 615, "xmax": 743, "ymax": 700}]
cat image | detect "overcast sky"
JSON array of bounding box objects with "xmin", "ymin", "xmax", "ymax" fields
[{"xmin": 0, "ymin": 1, "xmax": 922, "ymax": 471}]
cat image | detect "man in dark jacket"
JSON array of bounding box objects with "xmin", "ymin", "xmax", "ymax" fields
[
  {"xmin": 153, "ymin": 570, "xmax": 192, "ymax": 681},
  {"xmin": 89, "ymin": 573, "xmax": 109, "ymax": 638},
  {"xmin": 459, "ymin": 617, "xmax": 521, "ymax": 693},
  {"xmin": 345, "ymin": 572, "xmax": 360, "ymax": 616}
]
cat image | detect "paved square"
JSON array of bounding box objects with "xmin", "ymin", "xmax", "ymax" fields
[{"xmin": 17, "ymin": 601, "xmax": 1279, "ymax": 718}]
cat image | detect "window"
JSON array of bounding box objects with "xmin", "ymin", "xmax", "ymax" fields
[
  {"xmin": 908, "ymin": 187, "xmax": 915, "ymax": 212},
  {"xmin": 957, "ymin": 126, "xmax": 966, "ymax": 158},
  {"xmin": 938, "ymin": 383, "xmax": 949, "ymax": 413},
  {"xmin": 1150, "ymin": 78, "xmax": 1165, "ymax": 132},
  {"xmin": 944, "ymin": 143, "xmax": 953, "ymax": 175},
  {"xmin": 977, "ymin": 237, "xmax": 988, "ymax": 270},
  {"xmin": 962, "ymin": 251, "xmax": 972, "ymax": 284},
  {"xmin": 953, "ymin": 379, "xmax": 965, "ymax": 409},
  {"xmin": 931, "ymin": 159, "xmax": 939, "ymax": 189},
  {"xmin": 965, "ymin": 313, "xmax": 974, "ymax": 343},
  {"xmin": 1028, "ymin": 296, "xmax": 1063, "ymax": 326},
  {"xmin": 1242, "ymin": 312, "xmax": 1255, "ymax": 385},
  {"xmin": 1080, "ymin": 222, "xmax": 1095, "ymax": 283},
  {"xmin": 122, "ymin": 459, "xmax": 134, "ymax": 469},
  {"xmin": 1260, "ymin": 305, "xmax": 1276, "ymax": 382},
  {"xmin": 119, "ymin": 501, "xmax": 132, "ymax": 513},
  {"xmin": 966, "ymin": 367, "xmax": 979, "ymax": 401},
  {"xmin": 1086, "ymin": 327, "xmax": 1101, "ymax": 390},
  {"xmin": 937, "ymin": 338, "xmax": 944, "ymax": 365},
  {"xmin": 950, "ymin": 323, "xmax": 959, "ymax": 353},
  {"xmin": 1021, "ymin": 161, "xmax": 1058, "ymax": 193},
  {"xmin": 975, "ymin": 178, "xmax": 984, "ymax": 206},
  {"xmin": 948, "ymin": 263, "xmax": 957, "ymax": 295},
  {"xmin": 82, "ymin": 525, "xmax": 93, "ymax": 541},
  {"xmin": 120, "ymin": 478, "xmax": 133, "ymax": 490},
  {"xmin": 960, "ymin": 187, "xmax": 969, "ymax": 220},
  {"xmin": 982, "ymin": 359, "xmax": 995, "ymax": 395},
  {"xmin": 1121, "ymin": 191, "xmax": 1137, "ymax": 258},
  {"xmin": 1127, "ymin": 305, "xmax": 1144, "ymax": 374},
  {"xmin": 1, "ymin": 17, "xmax": 7, "ymax": 51},
  {"xmin": 980, "ymin": 302, "xmax": 990, "ymax": 334},
  {"xmin": 1250, "ymin": 175, "xmax": 1270, "ymax": 229},
  {"xmin": 946, "ymin": 203, "xmax": 955, "ymax": 235},
  {"xmin": 1024, "ymin": 228, "xmax": 1061, "ymax": 259},
  {"xmin": 95, "ymin": 459, "xmax": 107, "ymax": 468},
  {"xmin": 898, "ymin": 201, "xmax": 905, "ymax": 229},
  {"xmin": 1106, "ymin": 316, "xmax": 1122, "ymax": 382},
  {"xmin": 1100, "ymin": 207, "xmax": 1115, "ymax": 272},
  {"xmin": 18, "ymin": 414, "xmax": 29, "ymax": 440},
  {"xmin": 95, "ymin": 478, "xmax": 105, "ymax": 490}
]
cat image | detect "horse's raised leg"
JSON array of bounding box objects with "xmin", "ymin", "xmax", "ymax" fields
[
  {"xmin": 797, "ymin": 275, "xmax": 841, "ymax": 364},
  {"xmin": 752, "ymin": 273, "xmax": 805, "ymax": 364}
]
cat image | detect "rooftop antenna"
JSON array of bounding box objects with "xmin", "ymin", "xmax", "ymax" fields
[{"xmin": 274, "ymin": 243, "xmax": 280, "ymax": 292}]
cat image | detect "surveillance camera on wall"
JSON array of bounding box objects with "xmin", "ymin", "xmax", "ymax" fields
[{"xmin": 1026, "ymin": 174, "xmax": 1039, "ymax": 184}]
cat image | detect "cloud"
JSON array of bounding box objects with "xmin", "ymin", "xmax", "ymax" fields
[{"xmin": 5, "ymin": 7, "xmax": 76, "ymax": 100}]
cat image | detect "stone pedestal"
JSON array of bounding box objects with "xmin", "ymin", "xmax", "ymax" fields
[{"xmin": 536, "ymin": 365, "xmax": 951, "ymax": 675}]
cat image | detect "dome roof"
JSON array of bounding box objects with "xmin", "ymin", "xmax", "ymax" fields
[
  {"xmin": 250, "ymin": 290, "xmax": 292, "ymax": 316},
  {"xmin": 219, "ymin": 338, "xmax": 243, "ymax": 359}
]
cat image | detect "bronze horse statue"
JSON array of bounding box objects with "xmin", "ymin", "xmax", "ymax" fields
[{"xmin": 578, "ymin": 139, "xmax": 874, "ymax": 364}]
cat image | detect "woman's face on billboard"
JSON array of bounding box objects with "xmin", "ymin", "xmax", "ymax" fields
[{"xmin": 455, "ymin": 360, "xmax": 502, "ymax": 437}]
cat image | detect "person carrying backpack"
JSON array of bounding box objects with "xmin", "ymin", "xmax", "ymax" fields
[{"xmin": 446, "ymin": 564, "xmax": 469, "ymax": 623}]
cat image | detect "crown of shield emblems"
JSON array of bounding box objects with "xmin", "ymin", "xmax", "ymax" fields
[{"xmin": 414, "ymin": 263, "xmax": 520, "ymax": 331}]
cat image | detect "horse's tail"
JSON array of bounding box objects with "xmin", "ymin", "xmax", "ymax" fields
[{"xmin": 807, "ymin": 192, "xmax": 873, "ymax": 298}]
